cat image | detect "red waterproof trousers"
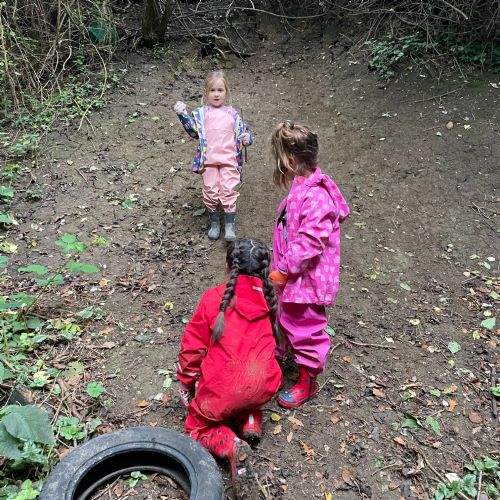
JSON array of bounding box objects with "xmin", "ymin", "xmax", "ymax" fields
[{"xmin": 177, "ymin": 275, "xmax": 282, "ymax": 457}]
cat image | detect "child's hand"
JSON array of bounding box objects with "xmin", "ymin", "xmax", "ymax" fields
[
  {"xmin": 179, "ymin": 383, "xmax": 194, "ymax": 407},
  {"xmin": 174, "ymin": 101, "xmax": 187, "ymax": 115},
  {"xmin": 269, "ymin": 270, "xmax": 288, "ymax": 286},
  {"xmin": 239, "ymin": 132, "xmax": 251, "ymax": 146}
]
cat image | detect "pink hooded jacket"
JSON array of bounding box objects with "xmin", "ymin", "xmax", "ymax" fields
[{"xmin": 272, "ymin": 167, "xmax": 350, "ymax": 305}]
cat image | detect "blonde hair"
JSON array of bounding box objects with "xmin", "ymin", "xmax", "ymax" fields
[
  {"xmin": 271, "ymin": 120, "xmax": 319, "ymax": 189},
  {"xmin": 202, "ymin": 70, "xmax": 231, "ymax": 105}
]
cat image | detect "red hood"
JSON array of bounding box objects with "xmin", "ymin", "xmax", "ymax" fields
[{"xmin": 227, "ymin": 275, "xmax": 269, "ymax": 321}]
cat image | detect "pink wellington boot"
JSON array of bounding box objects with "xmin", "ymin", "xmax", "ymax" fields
[{"xmin": 278, "ymin": 365, "xmax": 317, "ymax": 408}]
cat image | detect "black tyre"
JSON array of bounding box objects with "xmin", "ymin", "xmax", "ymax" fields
[{"xmin": 40, "ymin": 426, "xmax": 223, "ymax": 500}]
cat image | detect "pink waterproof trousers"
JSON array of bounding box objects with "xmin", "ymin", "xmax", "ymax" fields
[
  {"xmin": 276, "ymin": 302, "xmax": 330, "ymax": 376},
  {"xmin": 201, "ymin": 164, "xmax": 240, "ymax": 213}
]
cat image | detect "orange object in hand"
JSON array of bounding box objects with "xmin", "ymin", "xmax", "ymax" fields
[{"xmin": 269, "ymin": 270, "xmax": 288, "ymax": 286}]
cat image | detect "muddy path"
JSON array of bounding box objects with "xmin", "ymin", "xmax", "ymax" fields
[{"xmin": 7, "ymin": 28, "xmax": 500, "ymax": 499}]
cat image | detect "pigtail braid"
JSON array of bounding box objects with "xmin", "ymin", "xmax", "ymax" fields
[
  {"xmin": 212, "ymin": 241, "xmax": 240, "ymax": 342},
  {"xmin": 258, "ymin": 252, "xmax": 285, "ymax": 349}
]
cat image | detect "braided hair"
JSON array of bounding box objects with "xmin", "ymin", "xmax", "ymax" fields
[{"xmin": 212, "ymin": 238, "xmax": 284, "ymax": 347}]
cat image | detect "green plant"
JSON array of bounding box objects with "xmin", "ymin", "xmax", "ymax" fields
[
  {"xmin": 0, "ymin": 234, "xmax": 99, "ymax": 388},
  {"xmin": 128, "ymin": 471, "xmax": 147, "ymax": 488},
  {"xmin": 433, "ymin": 456, "xmax": 499, "ymax": 499},
  {"xmin": 55, "ymin": 416, "xmax": 86, "ymax": 442},
  {"xmin": 0, "ymin": 479, "xmax": 41, "ymax": 499},
  {"xmin": 439, "ymin": 33, "xmax": 500, "ymax": 72},
  {"xmin": 86, "ymin": 381, "xmax": 105, "ymax": 398},
  {"xmin": 0, "ymin": 405, "xmax": 54, "ymax": 461},
  {"xmin": 366, "ymin": 34, "xmax": 433, "ymax": 79},
  {"xmin": 91, "ymin": 235, "xmax": 109, "ymax": 247},
  {"xmin": 8, "ymin": 135, "xmax": 40, "ymax": 158}
]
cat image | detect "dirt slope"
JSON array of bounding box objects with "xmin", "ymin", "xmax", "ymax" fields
[{"xmin": 8, "ymin": 26, "xmax": 499, "ymax": 499}]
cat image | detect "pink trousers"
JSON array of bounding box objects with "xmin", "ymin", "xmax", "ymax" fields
[
  {"xmin": 201, "ymin": 164, "xmax": 240, "ymax": 213},
  {"xmin": 276, "ymin": 302, "xmax": 329, "ymax": 376}
]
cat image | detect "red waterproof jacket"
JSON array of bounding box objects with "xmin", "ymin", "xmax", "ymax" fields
[{"xmin": 177, "ymin": 275, "xmax": 282, "ymax": 422}]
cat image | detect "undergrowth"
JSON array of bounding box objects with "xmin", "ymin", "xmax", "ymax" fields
[
  {"xmin": 0, "ymin": 228, "xmax": 106, "ymax": 497},
  {"xmin": 366, "ymin": 32, "xmax": 500, "ymax": 80}
]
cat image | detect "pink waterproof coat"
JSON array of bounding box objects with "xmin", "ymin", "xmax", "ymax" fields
[{"xmin": 272, "ymin": 166, "xmax": 350, "ymax": 305}]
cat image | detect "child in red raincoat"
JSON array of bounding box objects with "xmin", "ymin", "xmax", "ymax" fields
[{"xmin": 176, "ymin": 238, "xmax": 283, "ymax": 484}]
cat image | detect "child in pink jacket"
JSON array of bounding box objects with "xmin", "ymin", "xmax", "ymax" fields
[{"xmin": 269, "ymin": 120, "xmax": 350, "ymax": 408}]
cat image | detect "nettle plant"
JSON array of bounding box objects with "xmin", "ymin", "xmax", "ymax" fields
[
  {"xmin": 434, "ymin": 456, "xmax": 499, "ymax": 499},
  {"xmin": 0, "ymin": 163, "xmax": 19, "ymax": 230},
  {"xmin": 0, "ymin": 234, "xmax": 101, "ymax": 496},
  {"xmin": 0, "ymin": 404, "xmax": 55, "ymax": 498},
  {"xmin": 0, "ymin": 233, "xmax": 99, "ymax": 387}
]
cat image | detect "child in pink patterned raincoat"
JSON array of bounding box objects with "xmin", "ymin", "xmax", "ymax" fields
[{"xmin": 268, "ymin": 120, "xmax": 350, "ymax": 408}]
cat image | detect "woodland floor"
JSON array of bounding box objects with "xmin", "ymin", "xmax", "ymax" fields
[{"xmin": 3, "ymin": 21, "xmax": 500, "ymax": 500}]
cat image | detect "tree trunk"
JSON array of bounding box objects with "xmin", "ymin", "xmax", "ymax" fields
[{"xmin": 141, "ymin": 0, "xmax": 173, "ymax": 45}]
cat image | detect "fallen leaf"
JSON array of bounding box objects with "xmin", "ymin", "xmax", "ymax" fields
[
  {"xmin": 113, "ymin": 482, "xmax": 124, "ymax": 497},
  {"xmin": 445, "ymin": 473, "xmax": 460, "ymax": 483},
  {"xmin": 341, "ymin": 468, "xmax": 355, "ymax": 485},
  {"xmin": 468, "ymin": 411, "xmax": 482, "ymax": 424},
  {"xmin": 58, "ymin": 446, "xmax": 74, "ymax": 460},
  {"xmin": 286, "ymin": 431, "xmax": 293, "ymax": 443},
  {"xmin": 443, "ymin": 384, "xmax": 457, "ymax": 394},
  {"xmin": 65, "ymin": 375, "xmax": 82, "ymax": 387},
  {"xmin": 447, "ymin": 399, "xmax": 458, "ymax": 411},
  {"xmin": 325, "ymin": 493, "xmax": 333, "ymax": 500},
  {"xmin": 330, "ymin": 415, "xmax": 341, "ymax": 424},
  {"xmin": 339, "ymin": 442, "xmax": 348, "ymax": 454},
  {"xmin": 288, "ymin": 416, "xmax": 303, "ymax": 428},
  {"xmin": 270, "ymin": 412, "xmax": 281, "ymax": 422},
  {"xmin": 148, "ymin": 421, "xmax": 158, "ymax": 427},
  {"xmin": 137, "ymin": 400, "xmax": 149, "ymax": 408},
  {"xmin": 273, "ymin": 424, "xmax": 282, "ymax": 435},
  {"xmin": 393, "ymin": 436, "xmax": 407, "ymax": 446},
  {"xmin": 372, "ymin": 388, "xmax": 386, "ymax": 399},
  {"xmin": 342, "ymin": 356, "xmax": 351, "ymax": 363},
  {"xmin": 101, "ymin": 341, "xmax": 116, "ymax": 349},
  {"xmin": 301, "ymin": 442, "xmax": 315, "ymax": 456}
]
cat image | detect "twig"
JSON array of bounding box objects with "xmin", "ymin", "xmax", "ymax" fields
[
  {"xmin": 330, "ymin": 342, "xmax": 342, "ymax": 352},
  {"xmin": 75, "ymin": 167, "xmax": 88, "ymax": 184},
  {"xmin": 254, "ymin": 474, "xmax": 272, "ymax": 500},
  {"xmin": 346, "ymin": 340, "xmax": 396, "ymax": 350},
  {"xmin": 418, "ymin": 448, "xmax": 473, "ymax": 500},
  {"xmin": 470, "ymin": 202, "xmax": 496, "ymax": 223},
  {"xmin": 371, "ymin": 462, "xmax": 401, "ymax": 476},
  {"xmin": 185, "ymin": 5, "xmax": 326, "ymax": 20},
  {"xmin": 438, "ymin": 0, "xmax": 468, "ymax": 20},
  {"xmin": 92, "ymin": 476, "xmax": 120, "ymax": 499},
  {"xmin": 476, "ymin": 470, "xmax": 483, "ymax": 500},
  {"xmin": 492, "ymin": 366, "xmax": 498, "ymax": 419},
  {"xmin": 414, "ymin": 88, "xmax": 460, "ymax": 103}
]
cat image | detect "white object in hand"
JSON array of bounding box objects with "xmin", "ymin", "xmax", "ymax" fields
[{"xmin": 174, "ymin": 101, "xmax": 187, "ymax": 114}]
